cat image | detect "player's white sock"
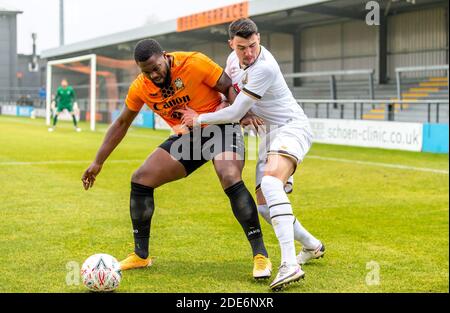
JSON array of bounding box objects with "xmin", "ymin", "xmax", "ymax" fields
[
  {"xmin": 293, "ymin": 219, "xmax": 321, "ymax": 250},
  {"xmin": 261, "ymin": 175, "xmax": 297, "ymax": 265},
  {"xmin": 272, "ymin": 215, "xmax": 297, "ymax": 265},
  {"xmin": 258, "ymin": 203, "xmax": 320, "ymax": 250},
  {"xmin": 257, "ymin": 204, "xmax": 271, "ymax": 224}
]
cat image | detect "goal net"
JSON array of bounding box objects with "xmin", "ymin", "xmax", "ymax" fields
[{"xmin": 46, "ymin": 54, "xmax": 97, "ymax": 130}]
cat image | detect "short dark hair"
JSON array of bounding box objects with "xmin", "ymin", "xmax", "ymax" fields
[
  {"xmin": 134, "ymin": 39, "xmax": 163, "ymax": 62},
  {"xmin": 228, "ymin": 18, "xmax": 258, "ymax": 39}
]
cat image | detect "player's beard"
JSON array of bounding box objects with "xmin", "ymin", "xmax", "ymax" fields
[{"xmin": 154, "ymin": 60, "xmax": 172, "ymax": 88}]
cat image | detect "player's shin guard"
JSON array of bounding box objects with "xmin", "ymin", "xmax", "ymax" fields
[
  {"xmin": 261, "ymin": 176, "xmax": 297, "ymax": 265},
  {"xmin": 225, "ymin": 181, "xmax": 268, "ymax": 257},
  {"xmin": 130, "ymin": 182, "xmax": 155, "ymax": 259},
  {"xmin": 53, "ymin": 114, "xmax": 58, "ymax": 126}
]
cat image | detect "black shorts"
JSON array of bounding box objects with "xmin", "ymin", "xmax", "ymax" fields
[{"xmin": 159, "ymin": 124, "xmax": 245, "ymax": 176}]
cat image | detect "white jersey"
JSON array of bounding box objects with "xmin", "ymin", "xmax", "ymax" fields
[{"xmin": 225, "ymin": 46, "xmax": 308, "ymax": 128}]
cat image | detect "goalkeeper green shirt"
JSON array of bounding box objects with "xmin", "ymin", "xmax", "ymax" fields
[{"xmin": 55, "ymin": 86, "xmax": 76, "ymax": 108}]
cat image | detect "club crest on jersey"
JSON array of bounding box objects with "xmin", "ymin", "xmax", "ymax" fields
[{"xmin": 174, "ymin": 78, "xmax": 184, "ymax": 90}]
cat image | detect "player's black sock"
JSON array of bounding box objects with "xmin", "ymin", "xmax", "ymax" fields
[
  {"xmin": 72, "ymin": 115, "xmax": 78, "ymax": 127},
  {"xmin": 53, "ymin": 114, "xmax": 58, "ymax": 126},
  {"xmin": 130, "ymin": 182, "xmax": 155, "ymax": 259},
  {"xmin": 225, "ymin": 181, "xmax": 268, "ymax": 257}
]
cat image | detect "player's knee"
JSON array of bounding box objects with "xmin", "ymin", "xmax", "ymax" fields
[
  {"xmin": 131, "ymin": 168, "xmax": 152, "ymax": 186},
  {"xmin": 217, "ymin": 169, "xmax": 241, "ymax": 189}
]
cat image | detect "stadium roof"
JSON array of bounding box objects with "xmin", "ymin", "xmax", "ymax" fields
[
  {"xmin": 41, "ymin": 0, "xmax": 330, "ymax": 59},
  {"xmin": 41, "ymin": 0, "xmax": 445, "ymax": 59}
]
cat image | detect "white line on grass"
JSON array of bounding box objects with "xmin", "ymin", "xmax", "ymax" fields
[
  {"xmin": 307, "ymin": 155, "xmax": 449, "ymax": 174},
  {"xmin": 0, "ymin": 160, "xmax": 143, "ymax": 166},
  {"xmin": 0, "ymin": 156, "xmax": 448, "ymax": 175}
]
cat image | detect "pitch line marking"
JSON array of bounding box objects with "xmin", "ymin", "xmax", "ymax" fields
[
  {"xmin": 307, "ymin": 155, "xmax": 449, "ymax": 175},
  {"xmin": 0, "ymin": 156, "xmax": 448, "ymax": 174},
  {"xmin": 0, "ymin": 160, "xmax": 143, "ymax": 166}
]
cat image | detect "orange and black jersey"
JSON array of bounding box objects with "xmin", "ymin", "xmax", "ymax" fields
[{"xmin": 126, "ymin": 52, "xmax": 224, "ymax": 133}]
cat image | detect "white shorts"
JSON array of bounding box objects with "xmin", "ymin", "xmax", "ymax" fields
[{"xmin": 255, "ymin": 122, "xmax": 313, "ymax": 190}]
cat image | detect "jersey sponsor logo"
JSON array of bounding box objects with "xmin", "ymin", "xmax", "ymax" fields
[
  {"xmin": 153, "ymin": 94, "xmax": 191, "ymax": 111},
  {"xmin": 153, "ymin": 94, "xmax": 192, "ymax": 120}
]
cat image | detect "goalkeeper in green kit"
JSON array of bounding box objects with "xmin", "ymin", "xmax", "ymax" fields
[{"xmin": 48, "ymin": 79, "xmax": 81, "ymax": 132}]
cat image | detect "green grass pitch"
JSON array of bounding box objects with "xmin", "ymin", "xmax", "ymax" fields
[{"xmin": 0, "ymin": 115, "xmax": 448, "ymax": 293}]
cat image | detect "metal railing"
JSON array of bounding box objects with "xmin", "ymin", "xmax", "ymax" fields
[
  {"xmin": 395, "ymin": 65, "xmax": 449, "ymax": 100},
  {"xmin": 296, "ymin": 99, "xmax": 449, "ymax": 123},
  {"xmin": 284, "ymin": 69, "xmax": 375, "ymax": 100}
]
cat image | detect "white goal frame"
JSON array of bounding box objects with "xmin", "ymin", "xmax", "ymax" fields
[{"xmin": 46, "ymin": 54, "xmax": 97, "ymax": 131}]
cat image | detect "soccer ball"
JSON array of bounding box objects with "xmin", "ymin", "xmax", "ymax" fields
[{"xmin": 81, "ymin": 253, "xmax": 122, "ymax": 292}]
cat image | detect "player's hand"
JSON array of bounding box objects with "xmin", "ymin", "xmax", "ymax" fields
[
  {"xmin": 214, "ymin": 101, "xmax": 230, "ymax": 112},
  {"xmin": 240, "ymin": 111, "xmax": 264, "ymax": 132},
  {"xmin": 82, "ymin": 162, "xmax": 103, "ymax": 190},
  {"xmin": 176, "ymin": 106, "xmax": 199, "ymax": 128}
]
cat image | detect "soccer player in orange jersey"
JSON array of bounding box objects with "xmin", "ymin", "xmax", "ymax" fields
[{"xmin": 81, "ymin": 39, "xmax": 272, "ymax": 279}]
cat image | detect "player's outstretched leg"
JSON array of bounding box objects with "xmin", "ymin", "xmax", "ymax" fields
[
  {"xmin": 214, "ymin": 153, "xmax": 272, "ymax": 280},
  {"xmin": 120, "ymin": 148, "xmax": 186, "ymax": 271},
  {"xmin": 120, "ymin": 182, "xmax": 155, "ymax": 270}
]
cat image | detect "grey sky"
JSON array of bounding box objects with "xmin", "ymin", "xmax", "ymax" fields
[{"xmin": 1, "ymin": 0, "xmax": 243, "ymax": 55}]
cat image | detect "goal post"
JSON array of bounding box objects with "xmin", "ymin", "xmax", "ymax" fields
[{"xmin": 46, "ymin": 54, "xmax": 97, "ymax": 131}]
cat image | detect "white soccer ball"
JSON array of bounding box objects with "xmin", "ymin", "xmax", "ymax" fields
[{"xmin": 81, "ymin": 253, "xmax": 122, "ymax": 292}]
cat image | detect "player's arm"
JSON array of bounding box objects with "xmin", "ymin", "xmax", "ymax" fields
[
  {"xmin": 210, "ymin": 71, "xmax": 234, "ymax": 111},
  {"xmin": 82, "ymin": 106, "xmax": 138, "ymax": 190},
  {"xmin": 180, "ymin": 63, "xmax": 274, "ymax": 127},
  {"xmin": 178, "ymin": 91, "xmax": 255, "ymax": 126},
  {"xmin": 211, "ymin": 71, "xmax": 262, "ymax": 128},
  {"xmin": 196, "ymin": 63, "xmax": 274, "ymax": 126},
  {"xmin": 198, "ymin": 92, "xmax": 256, "ymax": 125}
]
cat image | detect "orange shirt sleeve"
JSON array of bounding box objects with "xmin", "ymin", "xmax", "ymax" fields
[
  {"xmin": 125, "ymin": 80, "xmax": 145, "ymax": 112},
  {"xmin": 189, "ymin": 53, "xmax": 224, "ymax": 88}
]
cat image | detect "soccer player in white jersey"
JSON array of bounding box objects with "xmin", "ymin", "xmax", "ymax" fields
[{"xmin": 178, "ymin": 18, "xmax": 325, "ymax": 291}]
